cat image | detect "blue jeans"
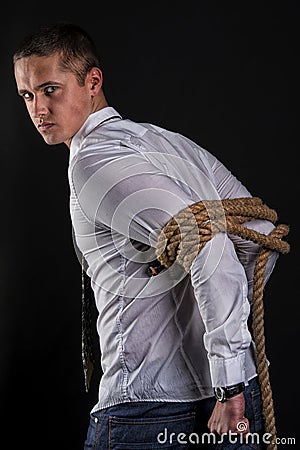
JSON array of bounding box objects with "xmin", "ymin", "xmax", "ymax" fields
[{"xmin": 84, "ymin": 376, "xmax": 265, "ymax": 449}]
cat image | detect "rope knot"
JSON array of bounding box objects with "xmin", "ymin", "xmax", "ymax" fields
[{"xmin": 156, "ymin": 197, "xmax": 289, "ymax": 273}]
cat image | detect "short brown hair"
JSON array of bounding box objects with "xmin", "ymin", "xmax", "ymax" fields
[{"xmin": 13, "ymin": 22, "xmax": 101, "ymax": 86}]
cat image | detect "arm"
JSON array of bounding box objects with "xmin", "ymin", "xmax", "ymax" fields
[
  {"xmin": 201, "ymin": 151, "xmax": 279, "ymax": 433},
  {"xmin": 209, "ymin": 153, "xmax": 279, "ymax": 301}
]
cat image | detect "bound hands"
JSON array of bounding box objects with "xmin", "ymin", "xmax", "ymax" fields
[{"xmin": 207, "ymin": 393, "xmax": 249, "ymax": 436}]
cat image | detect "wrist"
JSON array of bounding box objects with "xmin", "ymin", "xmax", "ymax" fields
[{"xmin": 213, "ymin": 382, "xmax": 245, "ymax": 403}]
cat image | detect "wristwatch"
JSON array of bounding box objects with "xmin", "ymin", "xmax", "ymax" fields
[{"xmin": 213, "ymin": 382, "xmax": 245, "ymax": 403}]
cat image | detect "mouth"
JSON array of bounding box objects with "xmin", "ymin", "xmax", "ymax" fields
[{"xmin": 38, "ymin": 122, "xmax": 54, "ymax": 132}]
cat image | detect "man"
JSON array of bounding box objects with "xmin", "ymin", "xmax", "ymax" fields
[{"xmin": 13, "ymin": 22, "xmax": 278, "ymax": 449}]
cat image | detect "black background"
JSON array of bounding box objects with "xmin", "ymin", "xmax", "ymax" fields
[{"xmin": 0, "ymin": 3, "xmax": 298, "ymax": 449}]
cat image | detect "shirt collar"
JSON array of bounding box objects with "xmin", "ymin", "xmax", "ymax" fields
[{"xmin": 69, "ymin": 106, "xmax": 122, "ymax": 161}]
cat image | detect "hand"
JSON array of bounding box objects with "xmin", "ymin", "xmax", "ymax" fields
[{"xmin": 207, "ymin": 392, "xmax": 249, "ymax": 436}]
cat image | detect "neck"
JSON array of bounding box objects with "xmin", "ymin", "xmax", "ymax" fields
[
  {"xmin": 91, "ymin": 93, "xmax": 109, "ymax": 114},
  {"xmin": 64, "ymin": 93, "xmax": 109, "ymax": 149}
]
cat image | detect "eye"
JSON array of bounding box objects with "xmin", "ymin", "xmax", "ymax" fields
[
  {"xmin": 44, "ymin": 86, "xmax": 58, "ymax": 95},
  {"xmin": 22, "ymin": 92, "xmax": 33, "ymax": 101}
]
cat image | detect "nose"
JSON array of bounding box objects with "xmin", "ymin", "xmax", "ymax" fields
[{"xmin": 32, "ymin": 94, "xmax": 49, "ymax": 119}]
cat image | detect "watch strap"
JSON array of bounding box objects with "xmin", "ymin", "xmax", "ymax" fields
[{"xmin": 214, "ymin": 382, "xmax": 245, "ymax": 402}]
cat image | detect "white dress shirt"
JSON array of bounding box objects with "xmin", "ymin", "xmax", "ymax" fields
[{"xmin": 68, "ymin": 106, "xmax": 278, "ymax": 413}]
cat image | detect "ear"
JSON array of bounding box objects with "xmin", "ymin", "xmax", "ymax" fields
[{"xmin": 87, "ymin": 67, "xmax": 103, "ymax": 96}]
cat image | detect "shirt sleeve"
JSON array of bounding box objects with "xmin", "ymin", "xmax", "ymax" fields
[
  {"xmin": 71, "ymin": 142, "xmax": 278, "ymax": 388},
  {"xmin": 196, "ymin": 151, "xmax": 278, "ymax": 386},
  {"xmin": 209, "ymin": 153, "xmax": 279, "ymax": 302}
]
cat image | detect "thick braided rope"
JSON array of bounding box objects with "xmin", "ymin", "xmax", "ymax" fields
[{"xmin": 155, "ymin": 197, "xmax": 290, "ymax": 450}]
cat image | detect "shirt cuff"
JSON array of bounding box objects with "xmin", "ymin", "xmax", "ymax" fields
[{"xmin": 209, "ymin": 352, "xmax": 246, "ymax": 387}]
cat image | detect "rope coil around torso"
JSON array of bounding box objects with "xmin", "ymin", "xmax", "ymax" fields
[{"xmin": 155, "ymin": 197, "xmax": 290, "ymax": 450}]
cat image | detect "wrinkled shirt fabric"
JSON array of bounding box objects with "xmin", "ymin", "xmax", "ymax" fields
[{"xmin": 68, "ymin": 107, "xmax": 277, "ymax": 413}]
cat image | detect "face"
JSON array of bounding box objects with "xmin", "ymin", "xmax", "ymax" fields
[{"xmin": 14, "ymin": 53, "xmax": 94, "ymax": 147}]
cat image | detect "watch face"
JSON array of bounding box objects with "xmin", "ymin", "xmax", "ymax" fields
[{"xmin": 214, "ymin": 387, "xmax": 225, "ymax": 402}]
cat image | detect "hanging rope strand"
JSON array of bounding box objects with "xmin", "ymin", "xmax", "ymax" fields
[{"xmin": 155, "ymin": 197, "xmax": 290, "ymax": 450}]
